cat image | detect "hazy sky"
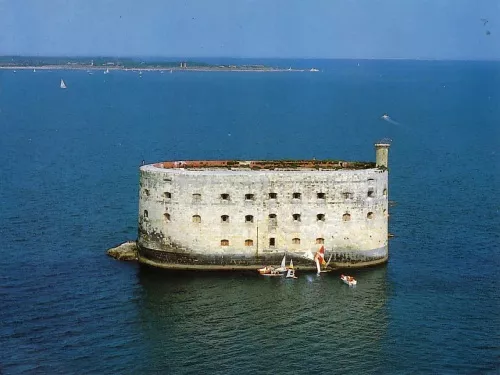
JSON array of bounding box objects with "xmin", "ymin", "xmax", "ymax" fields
[{"xmin": 1, "ymin": 0, "xmax": 498, "ymax": 59}]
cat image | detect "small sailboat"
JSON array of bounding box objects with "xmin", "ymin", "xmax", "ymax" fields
[
  {"xmin": 104, "ymin": 68, "xmax": 109, "ymax": 74},
  {"xmin": 60, "ymin": 79, "xmax": 67, "ymax": 89},
  {"xmin": 33, "ymin": 68, "xmax": 36, "ymax": 73},
  {"xmin": 275, "ymin": 254, "xmax": 287, "ymax": 274},
  {"xmin": 314, "ymin": 246, "xmax": 326, "ymax": 274},
  {"xmin": 381, "ymin": 113, "xmax": 389, "ymax": 120},
  {"xmin": 286, "ymin": 259, "xmax": 297, "ymax": 279}
]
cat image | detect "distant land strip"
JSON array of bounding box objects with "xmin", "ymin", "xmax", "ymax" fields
[{"xmin": 0, "ymin": 65, "xmax": 305, "ymax": 72}]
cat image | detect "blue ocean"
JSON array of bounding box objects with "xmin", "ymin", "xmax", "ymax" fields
[{"xmin": 0, "ymin": 59, "xmax": 498, "ymax": 374}]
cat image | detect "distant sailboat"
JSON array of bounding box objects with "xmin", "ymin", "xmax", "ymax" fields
[
  {"xmin": 60, "ymin": 79, "xmax": 67, "ymax": 89},
  {"xmin": 33, "ymin": 69, "xmax": 36, "ymax": 73},
  {"xmin": 104, "ymin": 68, "xmax": 109, "ymax": 74}
]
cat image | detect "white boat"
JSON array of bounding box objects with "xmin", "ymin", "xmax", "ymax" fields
[
  {"xmin": 340, "ymin": 274, "xmax": 357, "ymax": 286},
  {"xmin": 381, "ymin": 113, "xmax": 389, "ymax": 119},
  {"xmin": 285, "ymin": 260, "xmax": 297, "ymax": 279},
  {"xmin": 104, "ymin": 68, "xmax": 109, "ymax": 74},
  {"xmin": 310, "ymin": 68, "xmax": 319, "ymax": 72},
  {"xmin": 257, "ymin": 254, "xmax": 287, "ymax": 276},
  {"xmin": 60, "ymin": 79, "xmax": 67, "ymax": 89},
  {"xmin": 257, "ymin": 266, "xmax": 283, "ymax": 277},
  {"xmin": 33, "ymin": 69, "xmax": 36, "ymax": 73}
]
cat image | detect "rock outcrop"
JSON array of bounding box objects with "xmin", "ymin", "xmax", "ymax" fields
[{"xmin": 107, "ymin": 241, "xmax": 138, "ymax": 261}]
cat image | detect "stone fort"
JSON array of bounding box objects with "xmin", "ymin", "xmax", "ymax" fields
[{"xmin": 137, "ymin": 142, "xmax": 390, "ymax": 271}]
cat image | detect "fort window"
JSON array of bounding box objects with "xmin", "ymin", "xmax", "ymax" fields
[
  {"xmin": 164, "ymin": 192, "xmax": 172, "ymax": 199},
  {"xmin": 343, "ymin": 213, "xmax": 351, "ymax": 221},
  {"xmin": 317, "ymin": 214, "xmax": 325, "ymax": 221},
  {"xmin": 368, "ymin": 178, "xmax": 375, "ymax": 183},
  {"xmin": 192, "ymin": 215, "xmax": 201, "ymax": 223},
  {"xmin": 269, "ymin": 193, "xmax": 277, "ymax": 199},
  {"xmin": 292, "ymin": 238, "xmax": 301, "ymax": 245},
  {"xmin": 367, "ymin": 212, "xmax": 374, "ymax": 219},
  {"xmin": 144, "ymin": 189, "xmax": 150, "ymax": 196},
  {"xmin": 245, "ymin": 194, "xmax": 255, "ymax": 201},
  {"xmin": 221, "ymin": 215, "xmax": 229, "ymax": 223},
  {"xmin": 164, "ymin": 213, "xmax": 170, "ymax": 222},
  {"xmin": 292, "ymin": 193, "xmax": 301, "ymax": 199},
  {"xmin": 383, "ymin": 188, "xmax": 388, "ymax": 196},
  {"xmin": 316, "ymin": 238, "xmax": 324, "ymax": 244},
  {"xmin": 245, "ymin": 215, "xmax": 254, "ymax": 223},
  {"xmin": 245, "ymin": 239, "xmax": 254, "ymax": 246},
  {"xmin": 367, "ymin": 189, "xmax": 375, "ymax": 198},
  {"xmin": 192, "ymin": 193, "xmax": 201, "ymax": 201},
  {"xmin": 221, "ymin": 239, "xmax": 229, "ymax": 246},
  {"xmin": 343, "ymin": 192, "xmax": 353, "ymax": 199},
  {"xmin": 269, "ymin": 214, "xmax": 277, "ymax": 226},
  {"xmin": 221, "ymin": 193, "xmax": 230, "ymax": 201},
  {"xmin": 317, "ymin": 192, "xmax": 325, "ymax": 199},
  {"xmin": 144, "ymin": 210, "xmax": 148, "ymax": 218},
  {"xmin": 269, "ymin": 238, "xmax": 276, "ymax": 247},
  {"xmin": 292, "ymin": 214, "xmax": 301, "ymax": 222}
]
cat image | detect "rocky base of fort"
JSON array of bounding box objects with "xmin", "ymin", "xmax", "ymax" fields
[
  {"xmin": 107, "ymin": 241, "xmax": 138, "ymax": 261},
  {"xmin": 137, "ymin": 245, "xmax": 388, "ymax": 271}
]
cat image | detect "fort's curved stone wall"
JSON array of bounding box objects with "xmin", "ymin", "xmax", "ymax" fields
[{"xmin": 137, "ymin": 157, "xmax": 389, "ymax": 270}]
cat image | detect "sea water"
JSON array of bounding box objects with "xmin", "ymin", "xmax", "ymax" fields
[{"xmin": 0, "ymin": 60, "xmax": 498, "ymax": 374}]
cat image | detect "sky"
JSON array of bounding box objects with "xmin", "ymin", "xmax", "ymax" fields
[{"xmin": 0, "ymin": 0, "xmax": 499, "ymax": 60}]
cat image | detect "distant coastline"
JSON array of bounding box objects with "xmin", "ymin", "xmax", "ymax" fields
[
  {"xmin": 0, "ymin": 57, "xmax": 307, "ymax": 72},
  {"xmin": 0, "ymin": 65, "xmax": 305, "ymax": 72}
]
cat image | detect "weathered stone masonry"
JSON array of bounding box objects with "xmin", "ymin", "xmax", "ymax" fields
[{"xmin": 137, "ymin": 143, "xmax": 390, "ymax": 270}]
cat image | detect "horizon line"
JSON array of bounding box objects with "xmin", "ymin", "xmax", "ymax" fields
[{"xmin": 1, "ymin": 54, "xmax": 499, "ymax": 62}]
